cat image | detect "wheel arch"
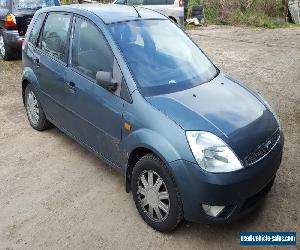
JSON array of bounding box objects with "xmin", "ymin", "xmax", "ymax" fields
[
  {"xmin": 22, "ymin": 78, "xmax": 30, "ymax": 105},
  {"xmin": 123, "ymin": 129, "xmax": 182, "ymax": 193},
  {"xmin": 22, "ymin": 67, "xmax": 41, "ymax": 105}
]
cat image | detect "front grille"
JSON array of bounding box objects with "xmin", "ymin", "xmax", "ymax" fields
[{"xmin": 244, "ymin": 129, "xmax": 280, "ymax": 166}]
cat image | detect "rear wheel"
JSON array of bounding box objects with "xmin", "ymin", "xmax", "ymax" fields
[
  {"xmin": 132, "ymin": 153, "xmax": 183, "ymax": 232},
  {"xmin": 0, "ymin": 30, "xmax": 15, "ymax": 61},
  {"xmin": 25, "ymin": 84, "xmax": 50, "ymax": 131}
]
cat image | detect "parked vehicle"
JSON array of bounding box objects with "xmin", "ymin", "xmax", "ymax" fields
[
  {"xmin": 113, "ymin": 0, "xmax": 184, "ymax": 25},
  {"xmin": 22, "ymin": 4, "xmax": 284, "ymax": 232},
  {"xmin": 0, "ymin": 0, "xmax": 60, "ymax": 60}
]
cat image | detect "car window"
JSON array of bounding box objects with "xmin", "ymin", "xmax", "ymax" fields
[
  {"xmin": 28, "ymin": 13, "xmax": 46, "ymax": 46},
  {"xmin": 114, "ymin": 0, "xmax": 125, "ymax": 4},
  {"xmin": 40, "ymin": 13, "xmax": 71, "ymax": 62},
  {"xmin": 71, "ymin": 17, "xmax": 114, "ymax": 80},
  {"xmin": 13, "ymin": 0, "xmax": 57, "ymax": 10},
  {"xmin": 127, "ymin": 0, "xmax": 144, "ymax": 5},
  {"xmin": 144, "ymin": 0, "xmax": 166, "ymax": 5},
  {"xmin": 109, "ymin": 19, "xmax": 217, "ymax": 96},
  {"xmin": 0, "ymin": 0, "xmax": 6, "ymax": 7},
  {"xmin": 166, "ymin": 0, "xmax": 174, "ymax": 4}
]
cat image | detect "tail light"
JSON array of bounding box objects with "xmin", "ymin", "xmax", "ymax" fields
[
  {"xmin": 179, "ymin": 0, "xmax": 183, "ymax": 7},
  {"xmin": 5, "ymin": 14, "xmax": 17, "ymax": 28}
]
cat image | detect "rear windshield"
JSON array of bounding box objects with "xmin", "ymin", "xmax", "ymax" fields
[{"xmin": 13, "ymin": 0, "xmax": 58, "ymax": 10}]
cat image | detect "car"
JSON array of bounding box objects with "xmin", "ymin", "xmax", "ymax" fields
[
  {"xmin": 113, "ymin": 0, "xmax": 184, "ymax": 26},
  {"xmin": 0, "ymin": 0, "xmax": 60, "ymax": 60},
  {"xmin": 22, "ymin": 4, "xmax": 284, "ymax": 232}
]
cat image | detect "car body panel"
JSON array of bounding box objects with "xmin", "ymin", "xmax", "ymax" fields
[
  {"xmin": 169, "ymin": 131, "xmax": 283, "ymax": 222},
  {"xmin": 70, "ymin": 4, "xmax": 167, "ymax": 24},
  {"xmin": 146, "ymin": 72, "xmax": 279, "ymax": 160},
  {"xmin": 64, "ymin": 67, "xmax": 125, "ymax": 166}
]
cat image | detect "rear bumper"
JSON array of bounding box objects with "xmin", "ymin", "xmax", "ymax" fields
[
  {"xmin": 169, "ymin": 131, "xmax": 284, "ymax": 223},
  {"xmin": 2, "ymin": 29, "xmax": 23, "ymax": 49}
]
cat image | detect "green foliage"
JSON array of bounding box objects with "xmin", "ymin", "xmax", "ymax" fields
[{"xmin": 188, "ymin": 0, "xmax": 289, "ymax": 28}]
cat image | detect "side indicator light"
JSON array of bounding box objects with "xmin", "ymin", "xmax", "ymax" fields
[{"xmin": 124, "ymin": 122, "xmax": 132, "ymax": 131}]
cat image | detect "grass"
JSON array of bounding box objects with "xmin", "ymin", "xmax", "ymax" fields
[{"xmin": 187, "ymin": 0, "xmax": 297, "ymax": 29}]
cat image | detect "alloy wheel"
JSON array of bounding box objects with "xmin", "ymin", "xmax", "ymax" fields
[
  {"xmin": 137, "ymin": 170, "xmax": 170, "ymax": 222},
  {"xmin": 26, "ymin": 90, "xmax": 40, "ymax": 126}
]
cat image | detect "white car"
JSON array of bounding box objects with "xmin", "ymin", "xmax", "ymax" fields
[{"xmin": 113, "ymin": 0, "xmax": 184, "ymax": 25}]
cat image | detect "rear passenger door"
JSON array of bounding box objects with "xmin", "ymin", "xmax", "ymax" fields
[
  {"xmin": 35, "ymin": 12, "xmax": 72, "ymax": 130},
  {"xmin": 64, "ymin": 16, "xmax": 127, "ymax": 166}
]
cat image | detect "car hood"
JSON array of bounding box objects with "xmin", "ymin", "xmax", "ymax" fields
[{"xmin": 146, "ymin": 73, "xmax": 279, "ymax": 160}]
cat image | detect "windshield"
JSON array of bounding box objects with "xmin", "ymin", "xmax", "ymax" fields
[
  {"xmin": 13, "ymin": 0, "xmax": 57, "ymax": 10},
  {"xmin": 109, "ymin": 20, "xmax": 218, "ymax": 96}
]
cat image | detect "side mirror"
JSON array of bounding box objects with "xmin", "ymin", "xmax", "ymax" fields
[{"xmin": 96, "ymin": 71, "xmax": 118, "ymax": 92}]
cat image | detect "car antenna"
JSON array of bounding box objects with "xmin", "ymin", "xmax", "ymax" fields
[{"xmin": 132, "ymin": 5, "xmax": 141, "ymax": 18}]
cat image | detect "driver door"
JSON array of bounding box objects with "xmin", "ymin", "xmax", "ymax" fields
[{"xmin": 64, "ymin": 16, "xmax": 126, "ymax": 166}]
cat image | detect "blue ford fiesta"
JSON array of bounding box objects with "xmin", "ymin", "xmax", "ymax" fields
[{"xmin": 22, "ymin": 4, "xmax": 284, "ymax": 232}]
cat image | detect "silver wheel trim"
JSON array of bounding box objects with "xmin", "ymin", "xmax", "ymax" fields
[
  {"xmin": 137, "ymin": 170, "xmax": 170, "ymax": 222},
  {"xmin": 26, "ymin": 91, "xmax": 39, "ymax": 126},
  {"xmin": 0, "ymin": 34, "xmax": 5, "ymax": 57}
]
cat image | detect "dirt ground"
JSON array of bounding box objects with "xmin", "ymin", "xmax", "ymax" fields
[{"xmin": 0, "ymin": 26, "xmax": 299, "ymax": 250}]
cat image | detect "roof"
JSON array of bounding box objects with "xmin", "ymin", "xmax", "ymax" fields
[{"xmin": 45, "ymin": 4, "xmax": 167, "ymax": 24}]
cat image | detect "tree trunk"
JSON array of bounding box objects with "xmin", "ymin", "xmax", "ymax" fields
[{"xmin": 283, "ymin": 0, "xmax": 288, "ymax": 22}]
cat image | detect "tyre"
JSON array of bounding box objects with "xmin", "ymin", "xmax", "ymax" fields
[
  {"xmin": 192, "ymin": 10, "xmax": 203, "ymax": 16},
  {"xmin": 24, "ymin": 84, "xmax": 50, "ymax": 131},
  {"xmin": 132, "ymin": 153, "xmax": 183, "ymax": 232},
  {"xmin": 0, "ymin": 30, "xmax": 15, "ymax": 61},
  {"xmin": 192, "ymin": 5, "xmax": 203, "ymax": 12},
  {"xmin": 169, "ymin": 17, "xmax": 177, "ymax": 23},
  {"xmin": 195, "ymin": 15, "xmax": 205, "ymax": 24}
]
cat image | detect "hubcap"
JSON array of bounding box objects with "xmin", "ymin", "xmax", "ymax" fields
[
  {"xmin": 26, "ymin": 91, "xmax": 39, "ymax": 125},
  {"xmin": 0, "ymin": 35, "xmax": 5, "ymax": 57},
  {"xmin": 137, "ymin": 170, "xmax": 170, "ymax": 222}
]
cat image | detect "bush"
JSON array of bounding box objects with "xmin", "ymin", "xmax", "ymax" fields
[{"xmin": 187, "ymin": 0, "xmax": 288, "ymax": 28}]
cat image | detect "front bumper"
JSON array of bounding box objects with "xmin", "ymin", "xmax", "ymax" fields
[
  {"xmin": 2, "ymin": 29, "xmax": 23, "ymax": 50},
  {"xmin": 169, "ymin": 131, "xmax": 284, "ymax": 223}
]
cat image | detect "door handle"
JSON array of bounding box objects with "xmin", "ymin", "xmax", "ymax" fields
[
  {"xmin": 66, "ymin": 81, "xmax": 77, "ymax": 92},
  {"xmin": 33, "ymin": 57, "xmax": 40, "ymax": 67}
]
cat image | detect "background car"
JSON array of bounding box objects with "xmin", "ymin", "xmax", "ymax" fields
[
  {"xmin": 113, "ymin": 0, "xmax": 184, "ymax": 25},
  {"xmin": 0, "ymin": 0, "xmax": 60, "ymax": 60}
]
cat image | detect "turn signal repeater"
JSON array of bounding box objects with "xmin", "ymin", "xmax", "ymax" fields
[
  {"xmin": 5, "ymin": 14, "xmax": 17, "ymax": 28},
  {"xmin": 124, "ymin": 122, "xmax": 132, "ymax": 131}
]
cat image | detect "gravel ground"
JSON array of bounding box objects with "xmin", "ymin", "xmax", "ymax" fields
[{"xmin": 0, "ymin": 26, "xmax": 299, "ymax": 250}]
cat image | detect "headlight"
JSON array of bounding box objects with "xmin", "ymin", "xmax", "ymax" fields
[{"xmin": 186, "ymin": 131, "xmax": 243, "ymax": 173}]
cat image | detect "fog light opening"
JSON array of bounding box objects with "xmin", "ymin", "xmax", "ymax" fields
[{"xmin": 202, "ymin": 204, "xmax": 225, "ymax": 217}]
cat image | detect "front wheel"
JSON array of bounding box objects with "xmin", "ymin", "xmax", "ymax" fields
[{"xmin": 132, "ymin": 154, "xmax": 183, "ymax": 232}]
